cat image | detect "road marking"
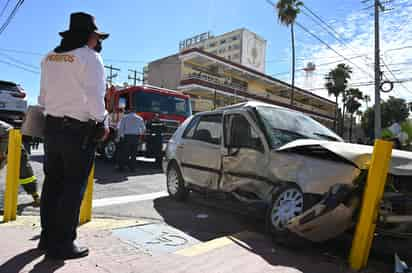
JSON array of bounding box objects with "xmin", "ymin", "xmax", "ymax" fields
[
  {"xmin": 175, "ymin": 231, "xmax": 257, "ymax": 257},
  {"xmin": 92, "ymin": 191, "xmax": 169, "ymax": 208}
]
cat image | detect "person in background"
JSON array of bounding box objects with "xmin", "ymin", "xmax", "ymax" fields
[
  {"xmin": 0, "ymin": 120, "xmax": 40, "ymax": 206},
  {"xmin": 146, "ymin": 113, "xmax": 164, "ymax": 166},
  {"xmin": 117, "ymin": 109, "xmax": 145, "ymax": 172}
]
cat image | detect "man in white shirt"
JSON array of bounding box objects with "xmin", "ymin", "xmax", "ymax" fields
[
  {"xmin": 38, "ymin": 12, "xmax": 109, "ymax": 260},
  {"xmin": 117, "ymin": 109, "xmax": 146, "ymax": 171}
]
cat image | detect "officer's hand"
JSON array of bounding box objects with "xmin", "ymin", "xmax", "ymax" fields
[{"xmin": 102, "ymin": 127, "xmax": 110, "ymax": 141}]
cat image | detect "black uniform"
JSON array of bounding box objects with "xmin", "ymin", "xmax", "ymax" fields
[{"xmin": 146, "ymin": 118, "xmax": 164, "ymax": 164}]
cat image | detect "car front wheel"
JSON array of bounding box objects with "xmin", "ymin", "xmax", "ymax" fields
[
  {"xmin": 267, "ymin": 184, "xmax": 304, "ymax": 240},
  {"xmin": 167, "ymin": 163, "xmax": 189, "ymax": 201}
]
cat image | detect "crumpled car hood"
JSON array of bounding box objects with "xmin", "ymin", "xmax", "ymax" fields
[{"xmin": 277, "ymin": 139, "xmax": 412, "ymax": 176}]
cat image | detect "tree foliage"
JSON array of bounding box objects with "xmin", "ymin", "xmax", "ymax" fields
[
  {"xmin": 361, "ymin": 96, "xmax": 410, "ymax": 139},
  {"xmin": 276, "ymin": 0, "xmax": 303, "ymax": 26}
]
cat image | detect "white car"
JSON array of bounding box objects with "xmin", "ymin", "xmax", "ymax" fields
[
  {"xmin": 163, "ymin": 101, "xmax": 412, "ymax": 242},
  {"xmin": 0, "ymin": 80, "xmax": 27, "ymax": 125}
]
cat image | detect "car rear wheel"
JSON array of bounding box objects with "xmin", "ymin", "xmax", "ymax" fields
[
  {"xmin": 167, "ymin": 163, "xmax": 189, "ymax": 201},
  {"xmin": 267, "ymin": 184, "xmax": 305, "ymax": 243}
]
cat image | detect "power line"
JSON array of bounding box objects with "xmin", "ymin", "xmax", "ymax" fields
[
  {"xmin": 0, "ymin": 59, "xmax": 39, "ymax": 74},
  {"xmin": 381, "ymin": 58, "xmax": 412, "ymax": 95},
  {"xmin": 0, "ymin": 0, "xmax": 11, "ymax": 18},
  {"xmin": 271, "ymin": 54, "xmax": 370, "ymax": 77},
  {"xmin": 0, "ymin": 0, "xmax": 24, "ymax": 36},
  {"xmin": 295, "ymin": 21, "xmax": 375, "ymax": 79},
  {"xmin": 301, "ymin": 3, "xmax": 384, "ymax": 80},
  {"xmin": 301, "ymin": 5, "xmax": 349, "ymax": 44},
  {"xmin": 0, "ymin": 52, "xmax": 39, "ymax": 70}
]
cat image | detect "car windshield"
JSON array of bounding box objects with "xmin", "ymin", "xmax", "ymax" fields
[
  {"xmin": 134, "ymin": 92, "xmax": 191, "ymax": 117},
  {"xmin": 256, "ymin": 106, "xmax": 343, "ymax": 148}
]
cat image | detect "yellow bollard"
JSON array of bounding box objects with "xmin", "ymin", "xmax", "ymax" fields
[
  {"xmin": 79, "ymin": 163, "xmax": 95, "ymax": 225},
  {"xmin": 349, "ymin": 139, "xmax": 393, "ymax": 270},
  {"xmin": 3, "ymin": 129, "xmax": 22, "ymax": 223}
]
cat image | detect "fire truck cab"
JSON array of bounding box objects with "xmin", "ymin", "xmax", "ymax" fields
[{"xmin": 100, "ymin": 84, "xmax": 192, "ymax": 163}]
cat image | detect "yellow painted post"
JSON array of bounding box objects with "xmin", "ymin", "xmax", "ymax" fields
[
  {"xmin": 79, "ymin": 163, "xmax": 95, "ymax": 225},
  {"xmin": 3, "ymin": 129, "xmax": 22, "ymax": 223},
  {"xmin": 349, "ymin": 139, "xmax": 393, "ymax": 270}
]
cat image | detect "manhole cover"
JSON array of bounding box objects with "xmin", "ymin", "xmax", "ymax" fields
[{"xmin": 112, "ymin": 223, "xmax": 200, "ymax": 254}]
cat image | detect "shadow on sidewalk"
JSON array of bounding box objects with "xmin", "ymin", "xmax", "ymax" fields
[
  {"xmin": 153, "ymin": 195, "xmax": 258, "ymax": 242},
  {"xmin": 0, "ymin": 249, "xmax": 64, "ymax": 273}
]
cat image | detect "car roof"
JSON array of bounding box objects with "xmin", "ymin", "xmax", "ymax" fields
[
  {"xmin": 194, "ymin": 101, "xmax": 300, "ymax": 117},
  {"xmin": 0, "ymin": 80, "xmax": 18, "ymax": 87}
]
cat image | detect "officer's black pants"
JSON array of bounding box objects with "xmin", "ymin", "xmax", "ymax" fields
[
  {"xmin": 119, "ymin": 135, "xmax": 139, "ymax": 170},
  {"xmin": 40, "ymin": 116, "xmax": 95, "ymax": 250}
]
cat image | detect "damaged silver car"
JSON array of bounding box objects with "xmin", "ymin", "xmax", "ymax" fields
[{"xmin": 163, "ymin": 101, "xmax": 412, "ymax": 242}]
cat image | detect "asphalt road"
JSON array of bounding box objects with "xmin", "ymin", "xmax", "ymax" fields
[{"xmin": 0, "ymin": 145, "xmax": 256, "ymax": 242}]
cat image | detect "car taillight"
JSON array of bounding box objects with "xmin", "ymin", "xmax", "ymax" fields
[{"xmin": 12, "ymin": 92, "xmax": 26, "ymax": 98}]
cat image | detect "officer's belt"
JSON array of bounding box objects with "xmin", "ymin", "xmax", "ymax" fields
[{"xmin": 46, "ymin": 115, "xmax": 89, "ymax": 130}]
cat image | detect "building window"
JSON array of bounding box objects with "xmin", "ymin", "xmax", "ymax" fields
[
  {"xmin": 220, "ymin": 39, "xmax": 226, "ymax": 45},
  {"xmin": 228, "ymin": 45, "xmax": 232, "ymax": 51},
  {"xmin": 228, "ymin": 55, "xmax": 232, "ymax": 60},
  {"xmin": 209, "ymin": 42, "xmax": 217, "ymax": 48},
  {"xmin": 232, "ymin": 44, "xmax": 240, "ymax": 50},
  {"xmin": 232, "ymin": 35, "xmax": 240, "ymax": 41},
  {"xmin": 233, "ymin": 53, "xmax": 240, "ymax": 59}
]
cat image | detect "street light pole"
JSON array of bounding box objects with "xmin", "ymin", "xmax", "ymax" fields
[{"xmin": 374, "ymin": 0, "xmax": 382, "ymax": 138}]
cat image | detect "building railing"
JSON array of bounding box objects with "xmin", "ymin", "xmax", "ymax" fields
[
  {"xmin": 183, "ymin": 73, "xmax": 247, "ymax": 92},
  {"xmin": 181, "ymin": 75, "xmax": 335, "ymax": 120}
]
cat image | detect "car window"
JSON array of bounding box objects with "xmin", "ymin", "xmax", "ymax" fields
[
  {"xmin": 227, "ymin": 114, "xmax": 263, "ymax": 150},
  {"xmin": 191, "ymin": 115, "xmax": 222, "ymax": 145},
  {"xmin": 183, "ymin": 116, "xmax": 200, "ymax": 139}
]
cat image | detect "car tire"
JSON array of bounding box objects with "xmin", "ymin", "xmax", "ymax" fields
[
  {"xmin": 266, "ymin": 184, "xmax": 305, "ymax": 245},
  {"xmin": 103, "ymin": 140, "xmax": 117, "ymax": 162},
  {"xmin": 167, "ymin": 163, "xmax": 189, "ymax": 201}
]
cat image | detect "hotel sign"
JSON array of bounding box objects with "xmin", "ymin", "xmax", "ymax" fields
[{"xmin": 179, "ymin": 32, "xmax": 212, "ymax": 51}]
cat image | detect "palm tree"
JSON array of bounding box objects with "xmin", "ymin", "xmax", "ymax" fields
[
  {"xmin": 325, "ymin": 63, "xmax": 353, "ymax": 133},
  {"xmin": 346, "ymin": 88, "xmax": 363, "ymax": 142},
  {"xmin": 276, "ymin": 0, "xmax": 303, "ymax": 106}
]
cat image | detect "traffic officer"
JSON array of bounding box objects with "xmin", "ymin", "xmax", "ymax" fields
[
  {"xmin": 146, "ymin": 113, "xmax": 164, "ymax": 166},
  {"xmin": 0, "ymin": 120, "xmax": 40, "ymax": 206},
  {"xmin": 38, "ymin": 12, "xmax": 109, "ymax": 260},
  {"xmin": 117, "ymin": 109, "xmax": 146, "ymax": 171}
]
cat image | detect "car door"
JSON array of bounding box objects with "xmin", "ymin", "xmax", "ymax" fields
[
  {"xmin": 220, "ymin": 110, "xmax": 270, "ymax": 196},
  {"xmin": 178, "ymin": 114, "xmax": 222, "ymax": 190}
]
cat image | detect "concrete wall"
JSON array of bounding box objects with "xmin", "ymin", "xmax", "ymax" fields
[{"xmin": 147, "ymin": 55, "xmax": 181, "ymax": 90}]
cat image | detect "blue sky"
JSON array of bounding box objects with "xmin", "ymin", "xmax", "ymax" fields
[{"xmin": 0, "ymin": 0, "xmax": 410, "ymax": 106}]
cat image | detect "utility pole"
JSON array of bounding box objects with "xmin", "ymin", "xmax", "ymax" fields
[
  {"xmin": 374, "ymin": 0, "xmax": 382, "ymax": 139},
  {"xmin": 128, "ymin": 69, "xmax": 144, "ymax": 86},
  {"xmin": 104, "ymin": 65, "xmax": 120, "ymax": 85},
  {"xmin": 128, "ymin": 69, "xmax": 138, "ymax": 86}
]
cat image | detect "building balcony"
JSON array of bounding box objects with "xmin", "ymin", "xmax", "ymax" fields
[{"xmin": 179, "ymin": 74, "xmax": 335, "ymax": 121}]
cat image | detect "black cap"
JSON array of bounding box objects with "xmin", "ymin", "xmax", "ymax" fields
[{"xmin": 59, "ymin": 12, "xmax": 109, "ymax": 40}]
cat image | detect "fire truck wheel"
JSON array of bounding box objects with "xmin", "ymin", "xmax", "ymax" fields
[{"xmin": 103, "ymin": 140, "xmax": 117, "ymax": 162}]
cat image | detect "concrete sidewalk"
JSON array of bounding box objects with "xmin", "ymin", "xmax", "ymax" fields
[{"xmin": 0, "ymin": 216, "xmax": 391, "ymax": 273}]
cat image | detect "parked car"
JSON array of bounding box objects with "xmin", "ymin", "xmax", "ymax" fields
[
  {"xmin": 0, "ymin": 80, "xmax": 27, "ymax": 126},
  {"xmin": 163, "ymin": 101, "xmax": 412, "ymax": 242}
]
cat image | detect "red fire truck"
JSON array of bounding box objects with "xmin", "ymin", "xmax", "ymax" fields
[{"xmin": 99, "ymin": 84, "xmax": 192, "ymax": 163}]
